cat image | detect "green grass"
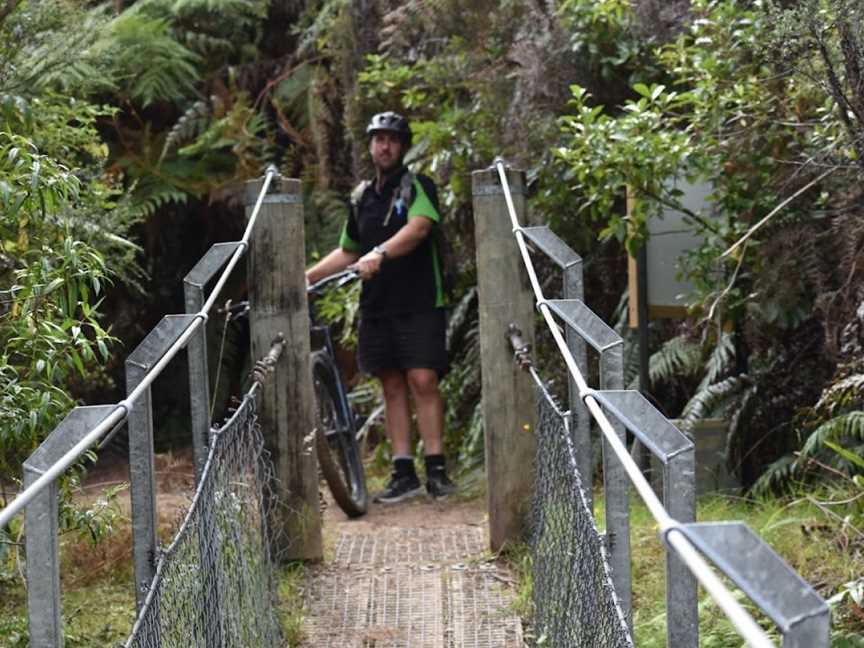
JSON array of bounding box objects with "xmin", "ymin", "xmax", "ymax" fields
[
  {"xmin": 278, "ymin": 563, "xmax": 307, "ymax": 647},
  {"xmin": 525, "ymin": 488, "xmax": 864, "ymax": 647},
  {"xmin": 0, "ymin": 577, "xmax": 134, "ymax": 648}
]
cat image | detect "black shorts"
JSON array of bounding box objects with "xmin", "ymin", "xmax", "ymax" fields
[{"xmin": 358, "ymin": 309, "xmax": 448, "ymax": 377}]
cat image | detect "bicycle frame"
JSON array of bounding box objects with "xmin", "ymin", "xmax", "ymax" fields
[{"xmin": 307, "ymin": 270, "xmax": 360, "ymax": 441}]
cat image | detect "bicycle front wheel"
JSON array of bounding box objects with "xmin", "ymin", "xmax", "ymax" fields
[{"xmin": 311, "ymin": 352, "xmax": 368, "ymax": 517}]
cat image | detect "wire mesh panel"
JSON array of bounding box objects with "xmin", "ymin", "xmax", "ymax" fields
[
  {"xmin": 125, "ymin": 393, "xmax": 282, "ymax": 647},
  {"xmin": 530, "ymin": 390, "xmax": 633, "ymax": 648}
]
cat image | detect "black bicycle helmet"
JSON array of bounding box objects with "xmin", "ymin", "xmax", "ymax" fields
[{"xmin": 366, "ymin": 111, "xmax": 412, "ymax": 148}]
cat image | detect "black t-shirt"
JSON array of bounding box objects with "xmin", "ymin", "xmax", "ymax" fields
[{"xmin": 339, "ymin": 167, "xmax": 446, "ymax": 317}]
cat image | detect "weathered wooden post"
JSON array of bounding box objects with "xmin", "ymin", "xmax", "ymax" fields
[
  {"xmin": 471, "ymin": 165, "xmax": 537, "ymax": 552},
  {"xmin": 245, "ymin": 173, "xmax": 322, "ymax": 561}
]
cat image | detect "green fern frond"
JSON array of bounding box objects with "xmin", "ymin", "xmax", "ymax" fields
[
  {"xmin": 182, "ymin": 31, "xmax": 234, "ymax": 56},
  {"xmin": 680, "ymin": 374, "xmax": 747, "ymax": 430},
  {"xmin": 170, "ymin": 0, "xmax": 268, "ymax": 27},
  {"xmin": 161, "ymin": 100, "xmax": 213, "ymax": 161},
  {"xmin": 799, "ymin": 411, "xmax": 864, "ymax": 461},
  {"xmin": 648, "ymin": 334, "xmax": 701, "ymax": 385},
  {"xmin": 751, "ymin": 454, "xmax": 798, "ymax": 496},
  {"xmin": 698, "ymin": 331, "xmax": 735, "ymax": 390},
  {"xmin": 814, "ymin": 374, "xmax": 864, "ymax": 417},
  {"xmin": 128, "ymin": 181, "xmax": 189, "ymax": 219},
  {"xmin": 103, "ymin": 14, "xmax": 202, "ymax": 107}
]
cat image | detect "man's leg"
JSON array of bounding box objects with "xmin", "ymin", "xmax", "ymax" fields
[
  {"xmin": 379, "ymin": 369, "xmax": 413, "ymax": 455},
  {"xmin": 375, "ymin": 369, "xmax": 423, "ymax": 502},
  {"xmin": 405, "ymin": 368, "xmax": 444, "ymax": 454},
  {"xmin": 407, "ymin": 368, "xmax": 455, "ymax": 497}
]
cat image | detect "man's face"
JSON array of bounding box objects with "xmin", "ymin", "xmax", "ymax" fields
[{"xmin": 369, "ymin": 131, "xmax": 404, "ymax": 173}]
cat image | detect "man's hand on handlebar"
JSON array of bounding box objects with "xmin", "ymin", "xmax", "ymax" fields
[{"xmin": 352, "ymin": 247, "xmax": 385, "ymax": 281}]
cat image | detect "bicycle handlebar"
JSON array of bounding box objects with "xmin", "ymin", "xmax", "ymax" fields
[{"xmin": 307, "ymin": 269, "xmax": 359, "ymax": 294}]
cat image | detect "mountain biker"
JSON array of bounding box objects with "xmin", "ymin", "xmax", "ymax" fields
[{"xmin": 305, "ymin": 111, "xmax": 455, "ymax": 502}]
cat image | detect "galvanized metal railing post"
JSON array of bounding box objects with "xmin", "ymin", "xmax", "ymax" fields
[
  {"xmin": 593, "ymin": 390, "xmax": 698, "ymax": 647},
  {"xmin": 665, "ymin": 441, "xmax": 698, "ymax": 647},
  {"xmin": 182, "ymin": 241, "xmax": 243, "ymax": 481},
  {"xmin": 184, "ymin": 245, "xmax": 239, "ymax": 648},
  {"xmin": 563, "ymin": 261, "xmax": 592, "ymax": 506},
  {"xmin": 127, "ymin": 355, "xmax": 159, "ymax": 616},
  {"xmin": 544, "ymin": 299, "xmax": 632, "ymax": 628},
  {"xmin": 598, "ymin": 338, "xmax": 632, "ymax": 630},
  {"xmin": 680, "ymin": 522, "xmax": 830, "ymax": 647},
  {"xmin": 127, "ymin": 315, "xmax": 197, "ymax": 616},
  {"xmin": 23, "ymin": 406, "xmax": 117, "ymax": 648}
]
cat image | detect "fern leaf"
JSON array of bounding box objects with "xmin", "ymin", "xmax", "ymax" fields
[
  {"xmin": 128, "ymin": 180, "xmax": 189, "ymax": 219},
  {"xmin": 799, "ymin": 411, "xmax": 864, "ymax": 460},
  {"xmin": 648, "ymin": 334, "xmax": 701, "ymax": 384},
  {"xmin": 814, "ymin": 373, "xmax": 864, "ymax": 417},
  {"xmin": 680, "ymin": 374, "xmax": 747, "ymax": 430},
  {"xmin": 751, "ymin": 454, "xmax": 798, "ymax": 496},
  {"xmin": 106, "ymin": 14, "xmax": 202, "ymax": 107},
  {"xmin": 698, "ymin": 331, "xmax": 735, "ymax": 390},
  {"xmin": 182, "ymin": 31, "xmax": 234, "ymax": 56},
  {"xmin": 161, "ymin": 99, "xmax": 212, "ymax": 161}
]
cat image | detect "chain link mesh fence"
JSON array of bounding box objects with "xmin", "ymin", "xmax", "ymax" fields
[
  {"xmin": 530, "ymin": 386, "xmax": 633, "ymax": 648},
  {"xmin": 125, "ymin": 392, "xmax": 282, "ymax": 647}
]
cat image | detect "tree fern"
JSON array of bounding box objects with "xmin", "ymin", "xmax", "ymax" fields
[{"xmin": 100, "ymin": 13, "xmax": 202, "ymax": 107}]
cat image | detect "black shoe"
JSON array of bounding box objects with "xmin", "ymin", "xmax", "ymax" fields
[
  {"xmin": 374, "ymin": 473, "xmax": 423, "ymax": 503},
  {"xmin": 426, "ymin": 471, "xmax": 457, "ymax": 499}
]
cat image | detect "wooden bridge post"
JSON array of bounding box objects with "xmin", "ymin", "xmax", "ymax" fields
[
  {"xmin": 471, "ymin": 165, "xmax": 537, "ymax": 552},
  {"xmin": 246, "ymin": 174, "xmax": 322, "ymax": 562}
]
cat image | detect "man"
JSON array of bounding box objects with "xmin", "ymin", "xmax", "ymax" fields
[{"xmin": 305, "ymin": 111, "xmax": 455, "ymax": 502}]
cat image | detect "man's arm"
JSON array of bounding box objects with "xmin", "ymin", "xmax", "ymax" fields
[{"xmin": 306, "ymin": 248, "xmax": 361, "ymax": 285}]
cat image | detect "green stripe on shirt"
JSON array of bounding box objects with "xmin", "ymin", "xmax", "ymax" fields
[
  {"xmin": 339, "ymin": 223, "xmax": 361, "ymax": 252},
  {"xmin": 407, "ymin": 179, "xmax": 440, "ymax": 223}
]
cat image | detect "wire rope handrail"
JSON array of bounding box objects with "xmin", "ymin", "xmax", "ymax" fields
[
  {"xmin": 0, "ymin": 166, "xmax": 279, "ymax": 531},
  {"xmin": 492, "ymin": 158, "xmax": 775, "ymax": 648}
]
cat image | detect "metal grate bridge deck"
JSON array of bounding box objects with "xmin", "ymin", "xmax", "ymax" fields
[{"xmin": 303, "ymin": 524, "xmax": 524, "ymax": 647}]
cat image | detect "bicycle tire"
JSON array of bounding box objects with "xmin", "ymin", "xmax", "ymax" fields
[{"xmin": 311, "ymin": 352, "xmax": 368, "ymax": 517}]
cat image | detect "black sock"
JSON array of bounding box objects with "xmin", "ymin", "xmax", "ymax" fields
[
  {"xmin": 424, "ymin": 454, "xmax": 446, "ymax": 476},
  {"xmin": 394, "ymin": 457, "xmax": 417, "ymax": 479}
]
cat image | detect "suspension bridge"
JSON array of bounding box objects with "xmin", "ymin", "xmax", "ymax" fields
[{"xmin": 0, "ymin": 162, "xmax": 831, "ymax": 647}]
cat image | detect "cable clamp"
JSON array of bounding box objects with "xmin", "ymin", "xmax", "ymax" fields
[
  {"xmin": 506, "ymin": 323, "xmax": 533, "ymax": 371},
  {"xmin": 660, "ymin": 520, "xmax": 687, "ymax": 549},
  {"xmin": 535, "ymin": 298, "xmax": 553, "ymax": 314},
  {"xmin": 580, "ymin": 387, "xmax": 599, "ymax": 405}
]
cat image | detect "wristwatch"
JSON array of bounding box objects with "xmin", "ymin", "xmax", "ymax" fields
[{"xmin": 373, "ymin": 245, "xmax": 388, "ymax": 259}]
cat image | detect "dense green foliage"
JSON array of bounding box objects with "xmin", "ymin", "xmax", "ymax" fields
[
  {"xmin": 0, "ymin": 0, "xmax": 135, "ymax": 489},
  {"xmin": 2, "ymin": 0, "xmax": 864, "ymax": 639},
  {"xmin": 557, "ymin": 0, "xmax": 864, "ymax": 490}
]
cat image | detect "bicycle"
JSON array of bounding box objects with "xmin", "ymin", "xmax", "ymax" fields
[
  {"xmin": 306, "ymin": 269, "xmax": 369, "ymax": 517},
  {"xmin": 218, "ymin": 270, "xmax": 369, "ymax": 518}
]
